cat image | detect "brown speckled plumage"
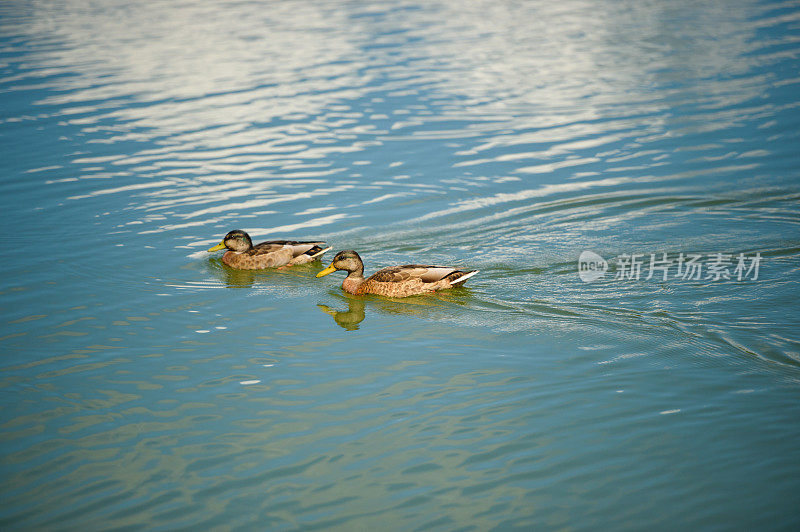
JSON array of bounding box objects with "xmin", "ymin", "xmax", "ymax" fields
[
  {"xmin": 317, "ymin": 250, "xmax": 478, "ymax": 298},
  {"xmin": 208, "ymin": 230, "xmax": 329, "ymax": 270}
]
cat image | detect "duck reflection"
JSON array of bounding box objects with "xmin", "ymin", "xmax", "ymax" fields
[
  {"xmin": 318, "ymin": 296, "xmax": 366, "ymax": 331},
  {"xmin": 207, "ymin": 257, "xmax": 258, "ymax": 287},
  {"xmin": 317, "ymin": 288, "xmax": 474, "ymax": 331}
]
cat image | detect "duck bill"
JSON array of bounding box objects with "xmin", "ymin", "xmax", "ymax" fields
[
  {"xmin": 316, "ymin": 264, "xmax": 338, "ymax": 278},
  {"xmin": 207, "ymin": 241, "xmax": 226, "ymax": 252}
]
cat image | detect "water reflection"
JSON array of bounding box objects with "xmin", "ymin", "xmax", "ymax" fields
[
  {"xmin": 317, "ymin": 288, "xmax": 477, "ymax": 331},
  {"xmin": 4, "ymin": 0, "xmax": 778, "ymax": 251},
  {"xmin": 318, "ymin": 297, "xmax": 366, "ymax": 331},
  {"xmin": 204, "ymin": 257, "xmax": 328, "ymax": 292}
]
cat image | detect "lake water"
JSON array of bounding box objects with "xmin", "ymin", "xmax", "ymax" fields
[{"xmin": 2, "ymin": 0, "xmax": 800, "ymax": 529}]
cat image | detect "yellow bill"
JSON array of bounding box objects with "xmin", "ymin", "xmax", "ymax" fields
[
  {"xmin": 207, "ymin": 241, "xmax": 226, "ymax": 252},
  {"xmin": 316, "ymin": 264, "xmax": 337, "ymax": 277}
]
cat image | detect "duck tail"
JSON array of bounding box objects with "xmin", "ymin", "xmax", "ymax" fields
[
  {"xmin": 310, "ymin": 246, "xmax": 332, "ymax": 258},
  {"xmin": 449, "ymin": 270, "xmax": 479, "ymax": 285}
]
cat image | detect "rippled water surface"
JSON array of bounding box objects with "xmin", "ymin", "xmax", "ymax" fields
[{"xmin": 2, "ymin": 0, "xmax": 800, "ymax": 529}]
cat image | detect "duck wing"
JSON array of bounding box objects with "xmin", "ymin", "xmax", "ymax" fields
[
  {"xmin": 368, "ymin": 265, "xmax": 460, "ymax": 284},
  {"xmin": 248, "ymin": 241, "xmax": 291, "ymax": 255},
  {"xmin": 251, "ymin": 240, "xmax": 327, "ymax": 257}
]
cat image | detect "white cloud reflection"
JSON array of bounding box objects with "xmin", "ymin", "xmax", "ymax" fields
[{"xmin": 5, "ymin": 0, "xmax": 779, "ymax": 245}]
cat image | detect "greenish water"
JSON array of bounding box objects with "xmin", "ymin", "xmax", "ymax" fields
[{"xmin": 2, "ymin": 0, "xmax": 800, "ymax": 529}]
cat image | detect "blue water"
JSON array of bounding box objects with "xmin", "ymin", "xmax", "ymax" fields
[{"xmin": 2, "ymin": 0, "xmax": 800, "ymax": 529}]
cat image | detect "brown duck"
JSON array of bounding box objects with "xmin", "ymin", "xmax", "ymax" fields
[
  {"xmin": 207, "ymin": 229, "xmax": 330, "ymax": 269},
  {"xmin": 316, "ymin": 250, "xmax": 478, "ymax": 297}
]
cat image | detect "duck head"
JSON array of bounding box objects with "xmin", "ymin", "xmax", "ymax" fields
[
  {"xmin": 207, "ymin": 230, "xmax": 253, "ymax": 252},
  {"xmin": 316, "ymin": 250, "xmax": 364, "ymax": 278}
]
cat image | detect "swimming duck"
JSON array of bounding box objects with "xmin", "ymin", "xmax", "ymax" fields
[
  {"xmin": 316, "ymin": 250, "xmax": 478, "ymax": 297},
  {"xmin": 207, "ymin": 229, "xmax": 330, "ymax": 269}
]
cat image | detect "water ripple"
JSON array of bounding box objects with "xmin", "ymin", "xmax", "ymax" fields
[{"xmin": 2, "ymin": 0, "xmax": 800, "ymax": 530}]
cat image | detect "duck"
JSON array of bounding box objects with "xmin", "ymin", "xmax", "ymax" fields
[
  {"xmin": 207, "ymin": 229, "xmax": 330, "ymax": 269},
  {"xmin": 316, "ymin": 250, "xmax": 478, "ymax": 297}
]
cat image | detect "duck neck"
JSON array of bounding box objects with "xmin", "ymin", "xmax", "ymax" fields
[{"xmin": 342, "ymin": 271, "xmax": 365, "ymax": 295}]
